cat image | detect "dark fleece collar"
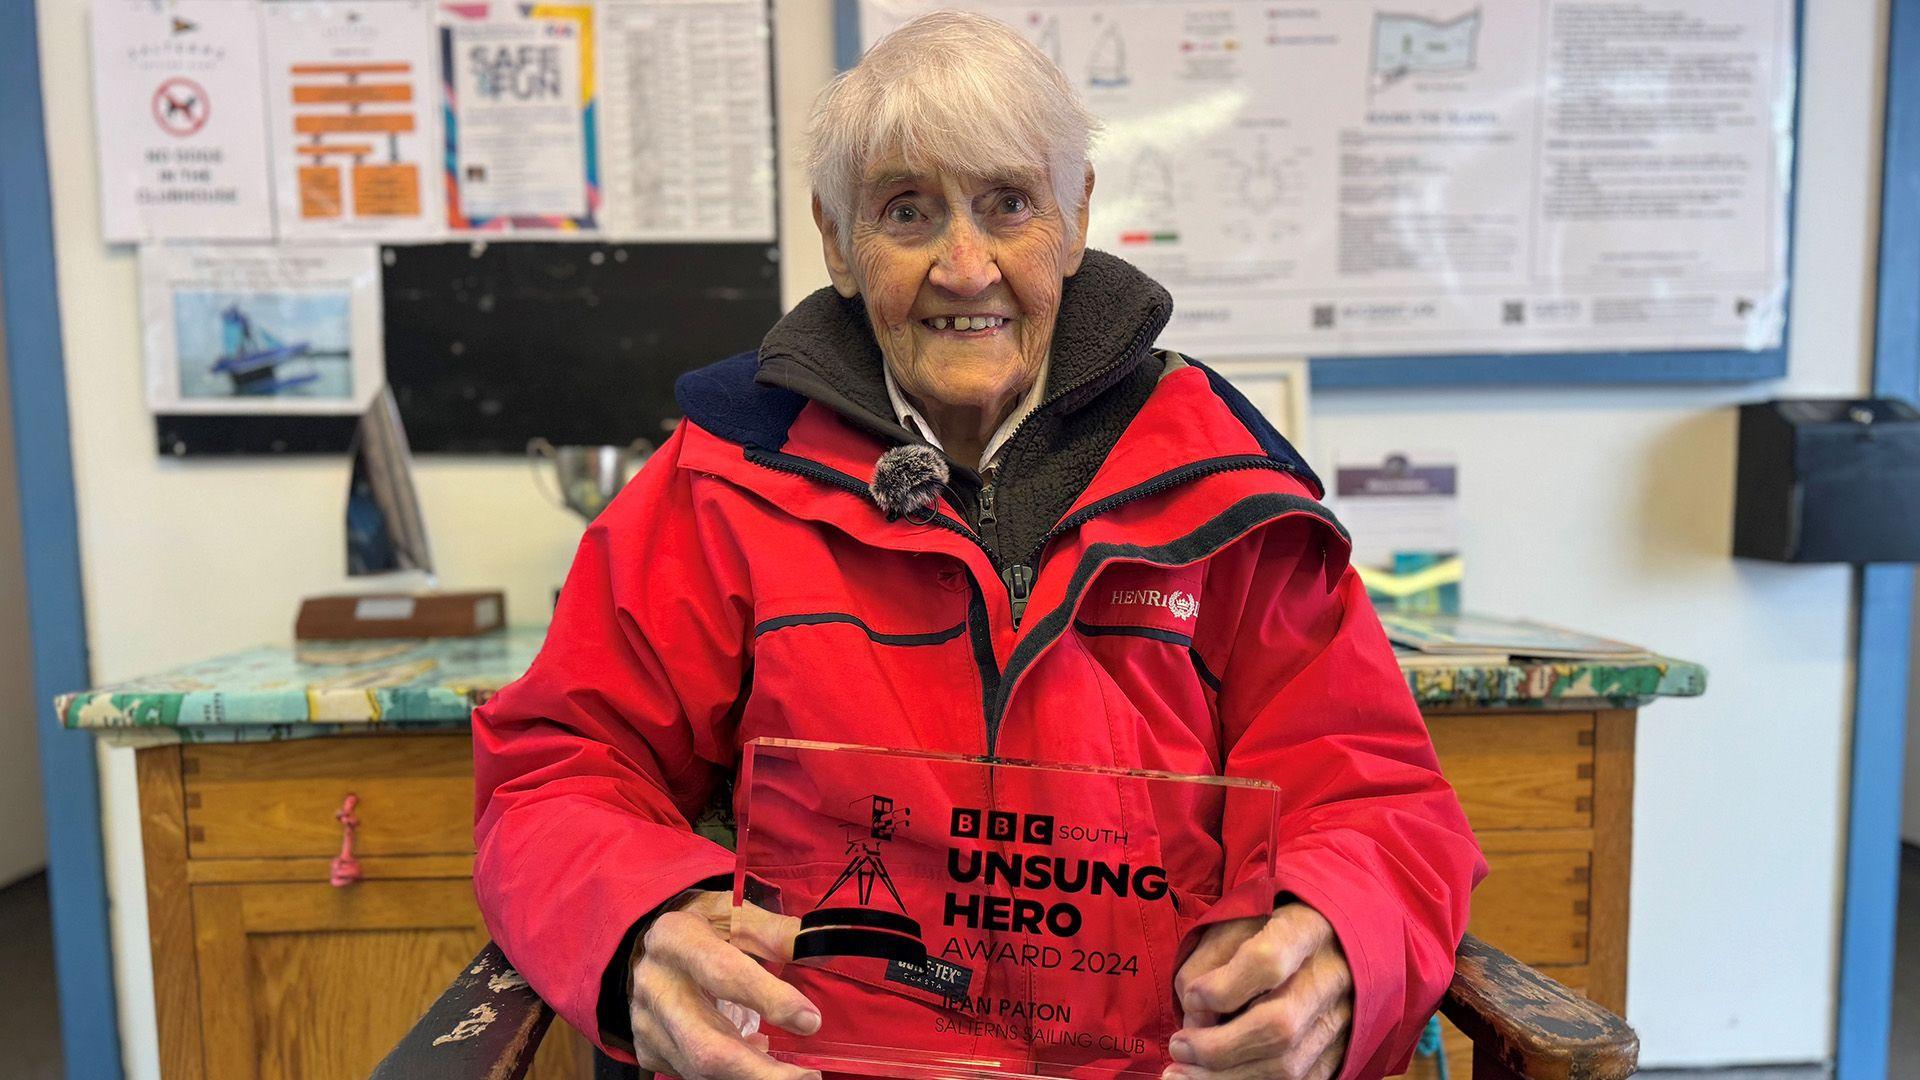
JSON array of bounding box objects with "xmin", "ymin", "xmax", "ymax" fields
[
  {"xmin": 749, "ymin": 250, "xmax": 1175, "ymax": 568},
  {"xmin": 753, "ymin": 248, "xmax": 1173, "ymax": 455}
]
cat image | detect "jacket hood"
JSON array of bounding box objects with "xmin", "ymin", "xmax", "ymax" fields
[{"xmin": 752, "ymin": 249, "xmax": 1174, "ymax": 449}]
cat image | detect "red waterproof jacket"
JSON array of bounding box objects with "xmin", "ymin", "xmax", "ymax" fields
[{"xmin": 474, "ymin": 316, "xmax": 1484, "ymax": 1079}]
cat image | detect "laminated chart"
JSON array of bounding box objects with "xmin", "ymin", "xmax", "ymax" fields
[
  {"xmin": 264, "ymin": 1, "xmax": 444, "ymax": 240},
  {"xmin": 597, "ymin": 0, "xmax": 777, "ymax": 242},
  {"xmin": 862, "ymin": 0, "xmax": 1799, "ymax": 361}
]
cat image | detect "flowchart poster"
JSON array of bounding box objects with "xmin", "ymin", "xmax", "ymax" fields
[
  {"xmin": 862, "ymin": 0, "xmax": 1797, "ymax": 360},
  {"xmin": 438, "ymin": 1, "xmax": 600, "ymax": 232},
  {"xmin": 91, "ymin": 0, "xmax": 275, "ymax": 242},
  {"xmin": 263, "ymin": 0, "xmax": 445, "ymax": 241}
]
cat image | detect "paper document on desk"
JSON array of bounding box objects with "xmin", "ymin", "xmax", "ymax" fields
[{"xmin": 1381, "ymin": 613, "xmax": 1652, "ymax": 662}]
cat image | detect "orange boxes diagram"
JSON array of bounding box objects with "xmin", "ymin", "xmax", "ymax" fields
[{"xmin": 289, "ymin": 62, "xmax": 423, "ymax": 220}]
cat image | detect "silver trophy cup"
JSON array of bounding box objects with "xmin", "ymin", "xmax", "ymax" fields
[{"xmin": 528, "ymin": 438, "xmax": 654, "ymax": 523}]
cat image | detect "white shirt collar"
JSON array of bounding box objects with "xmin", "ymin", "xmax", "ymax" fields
[{"xmin": 882, "ymin": 362, "xmax": 1048, "ymax": 474}]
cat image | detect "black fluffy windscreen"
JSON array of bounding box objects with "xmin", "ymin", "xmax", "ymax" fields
[{"xmin": 869, "ymin": 444, "xmax": 950, "ymax": 520}]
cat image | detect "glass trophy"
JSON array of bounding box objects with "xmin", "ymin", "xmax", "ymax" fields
[{"xmin": 733, "ymin": 738, "xmax": 1282, "ymax": 1079}]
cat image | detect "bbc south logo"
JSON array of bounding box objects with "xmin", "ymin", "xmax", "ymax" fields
[{"xmin": 950, "ymin": 807, "xmax": 1055, "ymax": 846}]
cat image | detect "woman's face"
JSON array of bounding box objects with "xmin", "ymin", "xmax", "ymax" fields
[{"xmin": 817, "ymin": 161, "xmax": 1092, "ymax": 418}]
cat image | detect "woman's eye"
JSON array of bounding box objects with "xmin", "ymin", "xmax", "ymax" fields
[
  {"xmin": 1000, "ymin": 193, "xmax": 1029, "ymax": 214},
  {"xmin": 887, "ymin": 202, "xmax": 920, "ymax": 224}
]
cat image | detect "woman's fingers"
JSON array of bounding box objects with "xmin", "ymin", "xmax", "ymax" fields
[
  {"xmin": 650, "ymin": 909, "xmax": 821, "ymax": 1035},
  {"xmin": 651, "ymin": 976, "xmax": 821, "ymax": 1080},
  {"xmin": 687, "ymin": 938, "xmax": 821, "ymax": 1035},
  {"xmin": 629, "ymin": 902, "xmax": 823, "ymax": 1080},
  {"xmin": 1182, "ymin": 905, "xmax": 1334, "ymax": 1018},
  {"xmin": 1162, "ymin": 1031, "xmax": 1346, "ymax": 1080},
  {"xmin": 1170, "ymin": 950, "xmax": 1353, "ymax": 1076},
  {"xmin": 731, "ymin": 900, "xmax": 804, "ymax": 964},
  {"xmin": 1174, "ymin": 917, "xmax": 1262, "ymax": 1028}
]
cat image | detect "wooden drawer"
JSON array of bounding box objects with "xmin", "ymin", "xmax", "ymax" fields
[
  {"xmin": 1428, "ymin": 713, "xmax": 1594, "ymax": 830},
  {"xmin": 184, "ymin": 734, "xmax": 473, "ymax": 860},
  {"xmin": 190, "ymin": 877, "xmax": 585, "ymax": 1080},
  {"xmin": 1467, "ymin": 847, "xmax": 1591, "ymax": 966}
]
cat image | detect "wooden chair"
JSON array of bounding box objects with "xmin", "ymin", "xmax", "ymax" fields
[{"xmin": 371, "ymin": 933, "xmax": 1637, "ymax": 1080}]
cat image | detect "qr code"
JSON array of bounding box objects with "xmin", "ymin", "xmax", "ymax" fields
[
  {"xmin": 1311, "ymin": 304, "xmax": 1335, "ymax": 329},
  {"xmin": 1502, "ymin": 301, "xmax": 1525, "ymax": 325}
]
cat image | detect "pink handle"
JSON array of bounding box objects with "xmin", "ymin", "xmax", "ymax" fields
[{"xmin": 330, "ymin": 793, "xmax": 363, "ymax": 887}]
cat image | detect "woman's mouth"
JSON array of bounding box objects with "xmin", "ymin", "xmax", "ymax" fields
[{"xmin": 922, "ymin": 315, "xmax": 1012, "ymax": 335}]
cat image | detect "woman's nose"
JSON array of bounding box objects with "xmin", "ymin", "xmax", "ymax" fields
[{"xmin": 928, "ymin": 223, "xmax": 1002, "ymax": 297}]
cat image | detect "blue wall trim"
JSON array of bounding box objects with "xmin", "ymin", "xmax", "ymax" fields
[
  {"xmin": 0, "ymin": 3, "xmax": 122, "ymax": 1078},
  {"xmin": 1308, "ymin": 347, "xmax": 1785, "ymax": 388},
  {"xmin": 835, "ymin": 0, "xmax": 1802, "ymax": 387},
  {"xmin": 1838, "ymin": 0, "xmax": 1920, "ymax": 1075},
  {"xmin": 835, "ymin": 0, "xmax": 861, "ymax": 70}
]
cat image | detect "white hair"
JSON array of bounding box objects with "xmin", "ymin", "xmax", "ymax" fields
[{"xmin": 804, "ymin": 10, "xmax": 1100, "ymax": 250}]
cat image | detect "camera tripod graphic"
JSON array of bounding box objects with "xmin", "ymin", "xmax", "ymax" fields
[{"xmin": 792, "ymin": 794, "xmax": 927, "ymax": 965}]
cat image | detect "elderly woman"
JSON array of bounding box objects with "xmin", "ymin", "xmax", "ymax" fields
[{"xmin": 473, "ymin": 12, "xmax": 1482, "ymax": 1080}]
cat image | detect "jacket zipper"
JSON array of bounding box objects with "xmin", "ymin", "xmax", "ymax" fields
[
  {"xmin": 1021, "ymin": 455, "xmax": 1299, "ymax": 568},
  {"xmin": 745, "ymin": 445, "xmax": 1008, "ymax": 754},
  {"xmin": 977, "ymin": 479, "xmax": 1038, "ymax": 628},
  {"xmin": 979, "ymin": 455, "xmax": 1331, "ymax": 753},
  {"xmin": 984, "ymin": 490, "xmax": 1344, "ymax": 752}
]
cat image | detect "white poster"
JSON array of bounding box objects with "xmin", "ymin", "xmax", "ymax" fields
[
  {"xmin": 262, "ymin": 0, "xmax": 445, "ymax": 241},
  {"xmin": 140, "ymin": 244, "xmax": 385, "ymax": 414},
  {"xmin": 598, "ymin": 0, "xmax": 778, "ymax": 241},
  {"xmin": 438, "ymin": 2, "xmax": 600, "ymax": 232},
  {"xmin": 861, "ymin": 0, "xmax": 1797, "ymax": 360},
  {"xmin": 90, "ymin": 0, "xmax": 276, "ymax": 242}
]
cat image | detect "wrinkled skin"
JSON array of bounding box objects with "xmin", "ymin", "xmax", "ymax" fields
[
  {"xmin": 626, "ymin": 892, "xmax": 821, "ymax": 1080},
  {"xmin": 1167, "ymin": 903, "xmax": 1356, "ymax": 1080},
  {"xmin": 813, "ymin": 161, "xmax": 1093, "ymax": 470}
]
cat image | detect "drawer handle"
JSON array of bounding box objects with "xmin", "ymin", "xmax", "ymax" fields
[{"xmin": 330, "ymin": 793, "xmax": 363, "ymax": 888}]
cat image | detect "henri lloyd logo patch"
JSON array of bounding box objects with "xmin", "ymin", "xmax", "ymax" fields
[{"xmin": 1109, "ymin": 589, "xmax": 1199, "ymax": 621}]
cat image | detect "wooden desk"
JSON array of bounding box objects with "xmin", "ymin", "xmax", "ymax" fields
[{"xmin": 63, "ymin": 629, "xmax": 1704, "ymax": 1080}]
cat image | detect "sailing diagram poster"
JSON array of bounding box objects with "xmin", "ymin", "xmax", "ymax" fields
[
  {"xmin": 438, "ymin": 2, "xmax": 600, "ymax": 232},
  {"xmin": 262, "ymin": 0, "xmax": 444, "ymax": 241},
  {"xmin": 90, "ymin": 0, "xmax": 275, "ymax": 242},
  {"xmin": 139, "ymin": 245, "xmax": 385, "ymax": 415},
  {"xmin": 860, "ymin": 0, "xmax": 1798, "ymax": 359}
]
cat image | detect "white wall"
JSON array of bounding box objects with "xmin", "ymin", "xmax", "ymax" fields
[
  {"xmin": 36, "ymin": 0, "xmax": 1882, "ymax": 1073},
  {"xmin": 0, "ymin": 255, "xmax": 50, "ymax": 889}
]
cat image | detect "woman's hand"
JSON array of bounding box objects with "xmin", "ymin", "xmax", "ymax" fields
[
  {"xmin": 627, "ymin": 891, "xmax": 824, "ymax": 1079},
  {"xmin": 1166, "ymin": 902, "xmax": 1354, "ymax": 1080}
]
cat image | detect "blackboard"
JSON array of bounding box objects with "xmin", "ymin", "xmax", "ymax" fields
[
  {"xmin": 155, "ymin": 240, "xmax": 782, "ymax": 455},
  {"xmin": 382, "ymin": 241, "xmax": 781, "ymax": 453}
]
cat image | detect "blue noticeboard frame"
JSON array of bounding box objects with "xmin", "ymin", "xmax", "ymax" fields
[
  {"xmin": 1835, "ymin": 0, "xmax": 1920, "ymax": 1075},
  {"xmin": 0, "ymin": 2, "xmax": 124, "ymax": 1078},
  {"xmin": 834, "ymin": 0, "xmax": 1804, "ymax": 387}
]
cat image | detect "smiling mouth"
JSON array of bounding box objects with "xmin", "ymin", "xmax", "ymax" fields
[{"xmin": 922, "ymin": 315, "xmax": 1012, "ymax": 334}]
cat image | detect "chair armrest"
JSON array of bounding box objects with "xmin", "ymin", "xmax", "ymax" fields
[
  {"xmin": 371, "ymin": 942, "xmax": 553, "ymax": 1080},
  {"xmin": 1439, "ymin": 934, "xmax": 1639, "ymax": 1080}
]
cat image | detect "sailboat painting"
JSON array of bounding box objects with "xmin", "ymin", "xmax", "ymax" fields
[{"xmin": 172, "ymin": 290, "xmax": 355, "ymax": 400}]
